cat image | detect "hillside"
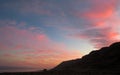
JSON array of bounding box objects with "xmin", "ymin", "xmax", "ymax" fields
[
  {"xmin": 52, "ymin": 42, "xmax": 120, "ymax": 72},
  {"xmin": 1, "ymin": 42, "xmax": 120, "ymax": 75}
]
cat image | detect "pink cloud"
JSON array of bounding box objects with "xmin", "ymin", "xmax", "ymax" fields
[
  {"xmin": 0, "ymin": 20, "xmax": 81, "ymax": 70},
  {"xmin": 69, "ymin": 0, "xmax": 120, "ymax": 48},
  {"xmin": 71, "ymin": 26, "xmax": 120, "ymax": 48},
  {"xmin": 74, "ymin": 0, "xmax": 117, "ymax": 19}
]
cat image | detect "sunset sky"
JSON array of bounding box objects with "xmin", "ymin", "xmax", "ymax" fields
[{"xmin": 0, "ymin": 0, "xmax": 120, "ymax": 72}]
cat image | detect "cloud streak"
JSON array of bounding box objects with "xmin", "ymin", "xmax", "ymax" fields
[
  {"xmin": 0, "ymin": 0, "xmax": 120, "ymax": 72},
  {"xmin": 66, "ymin": 0, "xmax": 120, "ymax": 48},
  {"xmin": 0, "ymin": 20, "xmax": 81, "ymax": 71}
]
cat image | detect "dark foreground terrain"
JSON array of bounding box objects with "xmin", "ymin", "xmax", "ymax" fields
[
  {"xmin": 1, "ymin": 42, "xmax": 120, "ymax": 75},
  {"xmin": 1, "ymin": 70, "xmax": 120, "ymax": 75}
]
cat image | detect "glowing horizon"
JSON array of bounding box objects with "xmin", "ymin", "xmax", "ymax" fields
[{"xmin": 0, "ymin": 0, "xmax": 120, "ymax": 72}]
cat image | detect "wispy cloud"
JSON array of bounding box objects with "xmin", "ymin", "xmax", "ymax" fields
[
  {"xmin": 0, "ymin": 20, "xmax": 81, "ymax": 70},
  {"xmin": 70, "ymin": 0, "xmax": 120, "ymax": 48}
]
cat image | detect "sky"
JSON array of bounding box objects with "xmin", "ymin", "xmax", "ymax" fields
[{"xmin": 0, "ymin": 0, "xmax": 120, "ymax": 72}]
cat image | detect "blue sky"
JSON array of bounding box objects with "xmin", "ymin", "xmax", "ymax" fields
[{"xmin": 0, "ymin": 0, "xmax": 120, "ymax": 72}]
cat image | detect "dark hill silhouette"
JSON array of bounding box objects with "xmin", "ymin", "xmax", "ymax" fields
[
  {"xmin": 52, "ymin": 42, "xmax": 120, "ymax": 72},
  {"xmin": 1, "ymin": 42, "xmax": 120, "ymax": 75}
]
